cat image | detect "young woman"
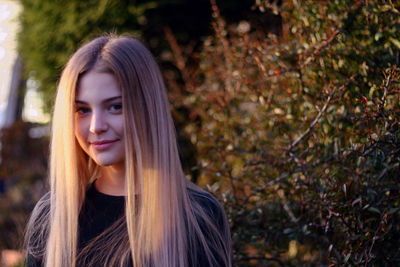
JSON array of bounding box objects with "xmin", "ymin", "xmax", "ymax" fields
[{"xmin": 25, "ymin": 35, "xmax": 232, "ymax": 267}]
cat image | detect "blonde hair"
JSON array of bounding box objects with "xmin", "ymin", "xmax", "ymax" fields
[{"xmin": 25, "ymin": 35, "xmax": 232, "ymax": 267}]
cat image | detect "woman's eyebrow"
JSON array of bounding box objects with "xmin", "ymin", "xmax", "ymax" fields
[
  {"xmin": 75, "ymin": 96, "xmax": 122, "ymax": 104},
  {"xmin": 102, "ymin": 96, "xmax": 122, "ymax": 103}
]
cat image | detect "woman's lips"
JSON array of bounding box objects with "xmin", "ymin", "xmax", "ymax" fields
[{"xmin": 90, "ymin": 140, "xmax": 118, "ymax": 151}]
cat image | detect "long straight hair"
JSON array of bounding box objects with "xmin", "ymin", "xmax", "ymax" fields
[{"xmin": 25, "ymin": 35, "xmax": 232, "ymax": 267}]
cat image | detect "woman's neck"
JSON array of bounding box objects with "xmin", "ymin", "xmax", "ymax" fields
[{"xmin": 95, "ymin": 164, "xmax": 126, "ymax": 196}]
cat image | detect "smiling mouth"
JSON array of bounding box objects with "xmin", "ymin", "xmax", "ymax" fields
[{"xmin": 90, "ymin": 140, "xmax": 119, "ymax": 150}]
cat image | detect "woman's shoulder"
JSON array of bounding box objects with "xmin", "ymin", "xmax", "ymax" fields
[
  {"xmin": 27, "ymin": 191, "xmax": 51, "ymax": 236},
  {"xmin": 186, "ymin": 185, "xmax": 228, "ymax": 230},
  {"xmin": 188, "ymin": 187, "xmax": 223, "ymax": 212},
  {"xmin": 26, "ymin": 191, "xmax": 51, "ymax": 245},
  {"xmin": 186, "ymin": 184, "xmax": 233, "ymax": 267},
  {"xmin": 36, "ymin": 191, "xmax": 51, "ymax": 203},
  {"xmin": 25, "ymin": 192, "xmax": 51, "ymax": 266},
  {"xmin": 31, "ymin": 192, "xmax": 51, "ymax": 218}
]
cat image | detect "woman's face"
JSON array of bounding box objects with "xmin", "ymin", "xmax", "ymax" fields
[{"xmin": 74, "ymin": 71, "xmax": 125, "ymax": 168}]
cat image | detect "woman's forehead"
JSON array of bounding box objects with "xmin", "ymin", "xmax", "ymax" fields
[{"xmin": 76, "ymin": 71, "xmax": 121, "ymax": 102}]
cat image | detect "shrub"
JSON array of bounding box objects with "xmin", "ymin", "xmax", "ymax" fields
[{"xmin": 168, "ymin": 0, "xmax": 400, "ymax": 265}]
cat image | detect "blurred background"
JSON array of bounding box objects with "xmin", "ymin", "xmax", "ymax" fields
[{"xmin": 0, "ymin": 0, "xmax": 399, "ymax": 266}]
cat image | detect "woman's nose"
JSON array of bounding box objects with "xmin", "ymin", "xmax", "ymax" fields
[{"xmin": 89, "ymin": 112, "xmax": 108, "ymax": 133}]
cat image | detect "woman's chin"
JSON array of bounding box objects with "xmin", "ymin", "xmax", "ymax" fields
[{"xmin": 92, "ymin": 157, "xmax": 124, "ymax": 168}]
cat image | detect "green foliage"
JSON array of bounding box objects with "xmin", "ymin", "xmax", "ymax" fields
[
  {"xmin": 171, "ymin": 0, "xmax": 400, "ymax": 265},
  {"xmin": 18, "ymin": 0, "xmax": 155, "ymax": 112}
]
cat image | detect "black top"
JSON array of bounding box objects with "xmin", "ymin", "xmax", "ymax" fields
[{"xmin": 26, "ymin": 183, "xmax": 228, "ymax": 267}]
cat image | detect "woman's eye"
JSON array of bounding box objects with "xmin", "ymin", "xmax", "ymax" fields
[
  {"xmin": 76, "ymin": 107, "xmax": 90, "ymax": 115},
  {"xmin": 110, "ymin": 104, "xmax": 122, "ymax": 113}
]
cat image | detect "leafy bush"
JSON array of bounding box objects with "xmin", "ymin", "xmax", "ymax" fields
[{"xmin": 168, "ymin": 0, "xmax": 400, "ymax": 265}]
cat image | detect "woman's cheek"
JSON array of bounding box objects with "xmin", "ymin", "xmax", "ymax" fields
[{"xmin": 75, "ymin": 119, "xmax": 88, "ymax": 149}]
